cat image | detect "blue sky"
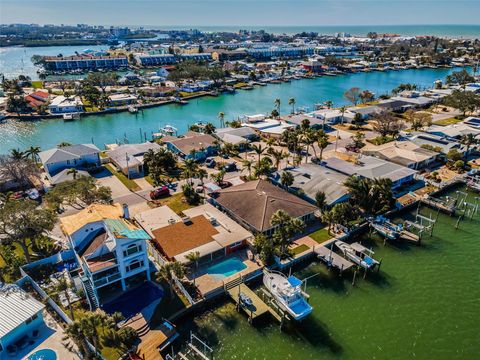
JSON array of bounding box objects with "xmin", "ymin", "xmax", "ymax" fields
[{"xmin": 1, "ymin": 0, "xmax": 479, "ymax": 26}]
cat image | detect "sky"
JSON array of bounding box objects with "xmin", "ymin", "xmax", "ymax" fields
[{"xmin": 0, "ymin": 0, "xmax": 479, "ymax": 27}]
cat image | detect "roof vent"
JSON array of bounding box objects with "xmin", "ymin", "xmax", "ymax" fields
[{"xmin": 182, "ymin": 216, "xmax": 192, "ymax": 224}]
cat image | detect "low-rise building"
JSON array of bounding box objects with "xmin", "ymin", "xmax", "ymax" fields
[
  {"xmin": 148, "ymin": 204, "xmax": 253, "ymax": 264},
  {"xmin": 0, "ymin": 284, "xmax": 45, "ymax": 353},
  {"xmin": 323, "ymin": 154, "xmax": 417, "ymax": 189},
  {"xmin": 164, "ymin": 131, "xmax": 217, "ymax": 161},
  {"xmin": 271, "ymin": 164, "xmax": 350, "ymax": 207},
  {"xmin": 48, "ymin": 96, "xmax": 84, "ymax": 114},
  {"xmin": 39, "ymin": 143, "xmax": 101, "ymax": 176},
  {"xmin": 43, "ymin": 55, "xmax": 128, "ymax": 71},
  {"xmin": 361, "ymin": 141, "xmax": 440, "ymax": 170},
  {"xmin": 214, "ymin": 126, "xmax": 257, "ymax": 149},
  {"xmin": 106, "ymin": 142, "xmax": 161, "ymax": 177},
  {"xmin": 108, "ymin": 93, "xmax": 137, "ymax": 106},
  {"xmin": 60, "ymin": 204, "xmax": 151, "ymax": 308},
  {"xmin": 210, "ymin": 179, "xmax": 317, "ymax": 235}
]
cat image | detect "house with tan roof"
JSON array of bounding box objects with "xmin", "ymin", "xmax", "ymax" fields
[
  {"xmin": 164, "ymin": 131, "xmax": 218, "ymax": 161},
  {"xmin": 361, "ymin": 140, "xmax": 440, "ymax": 170},
  {"xmin": 60, "ymin": 203, "xmax": 151, "ymax": 309},
  {"xmin": 210, "ymin": 179, "xmax": 317, "ymax": 235},
  {"xmin": 146, "ymin": 203, "xmax": 253, "ymax": 264}
]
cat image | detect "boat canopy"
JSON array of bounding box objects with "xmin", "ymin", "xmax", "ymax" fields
[{"xmin": 287, "ymin": 276, "xmax": 302, "ymax": 288}]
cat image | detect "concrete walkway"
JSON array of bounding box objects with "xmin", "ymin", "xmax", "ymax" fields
[{"xmin": 134, "ymin": 177, "xmax": 155, "ymax": 191}]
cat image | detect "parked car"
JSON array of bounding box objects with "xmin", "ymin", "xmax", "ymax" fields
[
  {"xmin": 150, "ymin": 186, "xmax": 170, "ymax": 200},
  {"xmin": 205, "ymin": 157, "xmax": 216, "ymax": 168},
  {"xmin": 26, "ymin": 188, "xmax": 41, "ymax": 201},
  {"xmin": 223, "ymin": 162, "xmax": 237, "ymax": 172},
  {"xmin": 218, "ymin": 181, "xmax": 233, "ymax": 189}
]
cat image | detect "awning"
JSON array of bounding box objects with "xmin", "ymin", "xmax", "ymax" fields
[{"xmin": 287, "ymin": 275, "xmax": 302, "ymax": 287}]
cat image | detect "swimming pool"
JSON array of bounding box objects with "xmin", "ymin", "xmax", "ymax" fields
[
  {"xmin": 26, "ymin": 349, "xmax": 57, "ymax": 360},
  {"xmin": 207, "ymin": 257, "xmax": 247, "ymax": 278}
]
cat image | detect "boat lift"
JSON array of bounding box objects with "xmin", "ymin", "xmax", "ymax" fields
[{"xmin": 165, "ymin": 332, "xmax": 214, "ymax": 360}]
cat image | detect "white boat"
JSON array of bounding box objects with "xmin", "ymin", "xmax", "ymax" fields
[
  {"xmin": 128, "ymin": 105, "xmax": 138, "ymax": 113},
  {"xmin": 263, "ymin": 270, "xmax": 313, "ymax": 321},
  {"xmin": 335, "ymin": 241, "xmax": 379, "ymax": 270},
  {"xmin": 160, "ymin": 125, "xmax": 178, "ymax": 136}
]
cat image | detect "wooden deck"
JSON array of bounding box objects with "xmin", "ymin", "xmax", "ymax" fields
[
  {"xmin": 227, "ymin": 283, "xmax": 270, "ymax": 321},
  {"xmin": 314, "ymin": 245, "xmax": 354, "ymax": 271},
  {"xmin": 137, "ymin": 330, "xmax": 166, "ymax": 360}
]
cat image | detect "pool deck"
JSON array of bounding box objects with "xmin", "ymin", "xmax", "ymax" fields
[
  {"xmin": 4, "ymin": 311, "xmax": 81, "ymax": 360},
  {"xmin": 187, "ymin": 249, "xmax": 262, "ymax": 298}
]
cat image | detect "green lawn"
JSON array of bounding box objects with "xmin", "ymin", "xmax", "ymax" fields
[
  {"xmin": 308, "ymin": 228, "xmax": 333, "ymax": 244},
  {"xmin": 31, "ymin": 80, "xmax": 43, "ymax": 89},
  {"xmin": 433, "ymin": 117, "xmax": 464, "ymax": 126},
  {"xmin": 104, "ymin": 164, "xmax": 141, "ymax": 192},
  {"xmin": 153, "ymin": 192, "xmax": 195, "ymax": 215},
  {"xmin": 290, "ymin": 244, "xmax": 310, "ymax": 256}
]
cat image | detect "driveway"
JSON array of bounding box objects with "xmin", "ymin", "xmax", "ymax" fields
[{"xmin": 92, "ymin": 168, "xmax": 131, "ymax": 199}]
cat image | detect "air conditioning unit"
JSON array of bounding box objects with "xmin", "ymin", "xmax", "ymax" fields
[{"xmin": 182, "ymin": 216, "xmax": 191, "ymax": 224}]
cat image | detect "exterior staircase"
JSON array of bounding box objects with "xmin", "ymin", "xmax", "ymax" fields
[{"xmin": 81, "ymin": 274, "xmax": 99, "ymax": 310}]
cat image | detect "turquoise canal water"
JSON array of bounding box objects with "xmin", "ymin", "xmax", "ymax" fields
[
  {"xmin": 0, "ymin": 67, "xmax": 469, "ymax": 154},
  {"xmin": 180, "ymin": 186, "xmax": 480, "ymax": 360}
]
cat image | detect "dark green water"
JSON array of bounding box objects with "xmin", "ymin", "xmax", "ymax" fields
[
  {"xmin": 180, "ymin": 187, "xmax": 480, "ymax": 360},
  {"xmin": 0, "ymin": 67, "xmax": 470, "ymax": 154}
]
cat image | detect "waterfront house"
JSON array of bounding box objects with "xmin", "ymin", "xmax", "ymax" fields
[
  {"xmin": 361, "ymin": 141, "xmax": 440, "ymax": 170},
  {"xmin": 271, "ymin": 164, "xmax": 350, "ymax": 207},
  {"xmin": 164, "ymin": 131, "xmax": 217, "ymax": 161},
  {"xmin": 60, "ymin": 203, "xmax": 151, "ymax": 308},
  {"xmin": 323, "ymin": 154, "xmax": 417, "ymax": 189},
  {"xmin": 106, "ymin": 142, "xmax": 161, "ymax": 177},
  {"xmin": 309, "ymin": 109, "xmax": 345, "ymax": 125},
  {"xmin": 347, "ymin": 105, "xmax": 382, "ymax": 120},
  {"xmin": 147, "ymin": 204, "xmax": 253, "ymax": 264},
  {"xmin": 0, "ymin": 283, "xmax": 45, "ymax": 354},
  {"xmin": 108, "ymin": 93, "xmax": 138, "ymax": 106},
  {"xmin": 283, "ymin": 114, "xmax": 325, "ymax": 129},
  {"xmin": 48, "ymin": 96, "xmax": 84, "ymax": 114},
  {"xmin": 24, "ymin": 90, "xmax": 49, "ymax": 110},
  {"xmin": 214, "ymin": 126, "xmax": 257, "ymax": 150},
  {"xmin": 210, "ymin": 179, "xmax": 317, "ymax": 235},
  {"xmin": 39, "ymin": 143, "xmax": 101, "ymax": 177},
  {"xmin": 377, "ymin": 99, "xmax": 413, "ymax": 113}
]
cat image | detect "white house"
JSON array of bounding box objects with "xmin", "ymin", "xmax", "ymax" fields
[
  {"xmin": 39, "ymin": 143, "xmax": 101, "ymax": 177},
  {"xmin": 60, "ymin": 204, "xmax": 152, "ymax": 308},
  {"xmin": 48, "ymin": 96, "xmax": 84, "ymax": 114},
  {"xmin": 0, "ymin": 284, "xmax": 45, "ymax": 354}
]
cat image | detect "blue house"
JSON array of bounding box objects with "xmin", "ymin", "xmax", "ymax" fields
[
  {"xmin": 0, "ymin": 284, "xmax": 45, "ymax": 354},
  {"xmin": 38, "ymin": 143, "xmax": 101, "ymax": 177},
  {"xmin": 164, "ymin": 132, "xmax": 217, "ymax": 161}
]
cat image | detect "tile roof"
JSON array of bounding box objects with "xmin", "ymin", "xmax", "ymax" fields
[{"xmin": 214, "ymin": 180, "xmax": 317, "ymax": 232}]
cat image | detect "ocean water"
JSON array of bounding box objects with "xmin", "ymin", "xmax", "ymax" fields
[
  {"xmin": 0, "ymin": 66, "xmax": 470, "ymax": 154},
  {"xmin": 176, "ymin": 185, "xmax": 480, "ymax": 360}
]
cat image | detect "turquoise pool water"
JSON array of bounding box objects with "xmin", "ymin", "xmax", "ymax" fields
[
  {"xmin": 207, "ymin": 257, "xmax": 247, "ymax": 278},
  {"xmin": 26, "ymin": 349, "xmax": 57, "ymax": 360}
]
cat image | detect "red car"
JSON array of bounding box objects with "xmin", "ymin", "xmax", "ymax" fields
[{"xmin": 150, "ymin": 186, "xmax": 170, "ymax": 200}]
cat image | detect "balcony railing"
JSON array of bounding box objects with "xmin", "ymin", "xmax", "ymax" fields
[{"xmin": 93, "ymin": 272, "xmax": 121, "ymax": 287}]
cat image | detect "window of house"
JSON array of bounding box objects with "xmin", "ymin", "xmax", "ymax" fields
[
  {"xmin": 126, "ymin": 259, "xmax": 144, "ymax": 272},
  {"xmin": 123, "ymin": 243, "xmax": 141, "ymax": 257}
]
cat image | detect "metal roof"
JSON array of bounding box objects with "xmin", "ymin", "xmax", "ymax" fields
[{"xmin": 0, "ymin": 284, "xmax": 45, "ymax": 338}]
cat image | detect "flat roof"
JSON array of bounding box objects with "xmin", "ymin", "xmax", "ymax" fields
[
  {"xmin": 135, "ymin": 205, "xmax": 182, "ymax": 236},
  {"xmin": 60, "ymin": 203, "xmax": 124, "ymax": 235}
]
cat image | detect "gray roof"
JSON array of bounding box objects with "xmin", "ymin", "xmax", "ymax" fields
[
  {"xmin": 215, "ymin": 126, "xmax": 256, "ymax": 139},
  {"xmin": 39, "ymin": 143, "xmax": 100, "ymax": 164},
  {"xmin": 409, "ymin": 133, "xmax": 460, "ymax": 154},
  {"xmin": 348, "ymin": 105, "xmax": 382, "ymax": 116},
  {"xmin": 0, "ymin": 284, "xmax": 45, "ymax": 338},
  {"xmin": 272, "ymin": 164, "xmax": 349, "ymax": 206},
  {"xmin": 283, "ymin": 114, "xmax": 324, "ymax": 127},
  {"xmin": 324, "ymin": 155, "xmax": 417, "ymax": 183},
  {"xmin": 50, "ymin": 168, "xmax": 91, "ymax": 185},
  {"xmin": 107, "ymin": 142, "xmax": 161, "ymax": 169}
]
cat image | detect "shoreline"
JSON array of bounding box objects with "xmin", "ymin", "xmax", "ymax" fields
[{"xmin": 2, "ymin": 64, "xmax": 469, "ymax": 122}]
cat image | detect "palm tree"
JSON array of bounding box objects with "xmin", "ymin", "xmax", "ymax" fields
[
  {"xmin": 67, "ymin": 168, "xmax": 79, "ymax": 180},
  {"xmin": 185, "ymin": 251, "xmax": 200, "ymax": 287},
  {"xmin": 156, "ymin": 261, "xmax": 186, "ymax": 298},
  {"xmin": 63, "ymin": 321, "xmax": 91, "ymax": 357},
  {"xmin": 280, "ymin": 171, "xmax": 294, "ymax": 188},
  {"xmin": 218, "ymin": 112, "xmax": 225, "ymax": 128},
  {"xmin": 274, "ymin": 98, "xmax": 281, "ymax": 116},
  {"xmin": 196, "ymin": 168, "xmax": 208, "ymax": 203},
  {"xmin": 315, "ymin": 191, "xmax": 327, "ymax": 212},
  {"xmin": 321, "ymin": 210, "xmax": 334, "ymax": 234},
  {"xmin": 460, "ymin": 133, "xmax": 477, "ymax": 160},
  {"xmin": 270, "ymin": 148, "xmax": 287, "ymax": 169},
  {"xmin": 288, "ymin": 97, "xmax": 296, "ymax": 114},
  {"xmin": 203, "ymin": 122, "xmax": 216, "ymax": 134},
  {"xmin": 25, "ymin": 146, "xmax": 41, "ymax": 163},
  {"xmin": 340, "ymin": 105, "xmax": 347, "ymax": 125},
  {"xmin": 271, "ymin": 210, "xmax": 305, "ymax": 257},
  {"xmin": 10, "ymin": 148, "xmax": 25, "ymax": 160},
  {"xmin": 316, "ymin": 130, "xmax": 329, "ymax": 162},
  {"xmin": 182, "ymin": 159, "xmax": 198, "ymax": 185},
  {"xmin": 242, "ymin": 159, "xmax": 253, "ymax": 178},
  {"xmin": 55, "ymin": 278, "xmax": 75, "ymax": 320},
  {"xmin": 325, "ymin": 100, "xmax": 333, "ymax": 109},
  {"xmin": 251, "ymin": 144, "xmax": 266, "ymax": 167}
]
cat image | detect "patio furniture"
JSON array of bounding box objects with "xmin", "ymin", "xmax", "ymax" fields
[{"xmin": 247, "ymin": 249, "xmax": 254, "ymax": 260}]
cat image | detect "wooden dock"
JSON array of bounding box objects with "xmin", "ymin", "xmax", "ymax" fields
[
  {"xmin": 419, "ymin": 196, "xmax": 455, "ymax": 215},
  {"xmin": 226, "ymin": 282, "xmax": 271, "ymax": 322},
  {"xmin": 399, "ymin": 228, "xmax": 421, "ymax": 243},
  {"xmin": 314, "ymin": 245, "xmax": 354, "ymax": 271}
]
